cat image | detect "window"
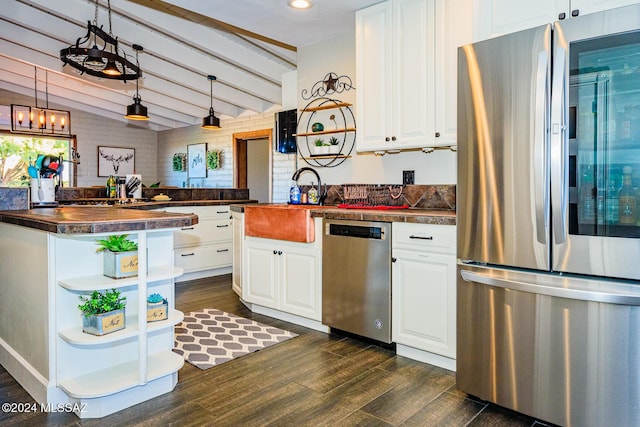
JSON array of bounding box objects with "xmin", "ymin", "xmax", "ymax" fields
[{"xmin": 0, "ymin": 133, "xmax": 76, "ymax": 187}]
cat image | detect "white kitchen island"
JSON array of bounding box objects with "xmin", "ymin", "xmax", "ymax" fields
[{"xmin": 0, "ymin": 207, "xmax": 197, "ymax": 418}]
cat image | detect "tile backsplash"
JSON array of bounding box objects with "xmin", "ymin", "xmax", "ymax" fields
[
  {"xmin": 299, "ymin": 184, "xmax": 455, "ymax": 210},
  {"xmin": 0, "ymin": 187, "xmax": 29, "ymax": 210}
]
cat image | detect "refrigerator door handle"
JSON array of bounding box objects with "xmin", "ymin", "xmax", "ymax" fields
[
  {"xmin": 534, "ymin": 50, "xmax": 550, "ymax": 244},
  {"xmin": 460, "ymin": 269, "xmax": 640, "ymax": 305},
  {"xmin": 550, "ymin": 45, "xmax": 568, "ymax": 244}
]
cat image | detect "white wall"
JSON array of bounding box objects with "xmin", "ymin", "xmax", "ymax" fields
[
  {"xmin": 156, "ymin": 113, "xmax": 296, "ymax": 202},
  {"xmin": 1, "ymin": 89, "xmax": 158, "ymax": 187},
  {"xmin": 295, "ymin": 32, "xmax": 457, "ymax": 186}
]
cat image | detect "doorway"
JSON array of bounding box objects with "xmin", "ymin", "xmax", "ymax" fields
[{"xmin": 233, "ymin": 129, "xmax": 273, "ymax": 202}]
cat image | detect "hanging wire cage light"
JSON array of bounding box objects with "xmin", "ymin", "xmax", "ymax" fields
[{"xmin": 60, "ymin": 0, "xmax": 139, "ymax": 81}]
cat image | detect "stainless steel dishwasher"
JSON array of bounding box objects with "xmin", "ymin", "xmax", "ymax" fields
[{"xmin": 322, "ymin": 219, "xmax": 391, "ymax": 343}]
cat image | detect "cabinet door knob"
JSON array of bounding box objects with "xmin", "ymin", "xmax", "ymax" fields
[
  {"xmin": 273, "ymin": 250, "xmax": 278, "ymax": 254},
  {"xmin": 558, "ymin": 12, "xmax": 566, "ymax": 19},
  {"xmin": 571, "ymin": 9, "xmax": 579, "ymax": 17},
  {"xmin": 435, "ymin": 132, "xmax": 440, "ymax": 137},
  {"xmin": 385, "ymin": 137, "xmax": 390, "ymax": 142},
  {"xmin": 391, "ymin": 136, "xmax": 396, "ymax": 141},
  {"xmin": 277, "ymin": 251, "xmax": 283, "ymax": 255},
  {"xmin": 391, "ymin": 257, "xmax": 396, "ymax": 263}
]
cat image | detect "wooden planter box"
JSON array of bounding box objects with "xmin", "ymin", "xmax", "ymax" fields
[
  {"xmin": 103, "ymin": 250, "xmax": 138, "ymax": 279},
  {"xmin": 147, "ymin": 301, "xmax": 168, "ymax": 322},
  {"xmin": 82, "ymin": 308, "xmax": 126, "ymax": 336}
]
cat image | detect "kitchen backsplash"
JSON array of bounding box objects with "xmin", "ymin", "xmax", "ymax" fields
[
  {"xmin": 299, "ymin": 184, "xmax": 456, "ymax": 209},
  {"xmin": 56, "ymin": 187, "xmax": 249, "ymax": 201},
  {"xmin": 0, "ymin": 188, "xmax": 29, "ymax": 210},
  {"xmin": 4, "ymin": 184, "xmax": 455, "ymax": 210}
]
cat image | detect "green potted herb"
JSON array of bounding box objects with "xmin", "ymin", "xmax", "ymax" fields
[
  {"xmin": 78, "ymin": 289, "xmax": 126, "ymax": 335},
  {"xmin": 96, "ymin": 234, "xmax": 139, "ymax": 279},
  {"xmin": 312, "ymin": 138, "xmax": 324, "ymax": 156},
  {"xmin": 147, "ymin": 293, "xmax": 168, "ymax": 322},
  {"xmin": 328, "ymin": 136, "xmax": 340, "ymax": 154}
]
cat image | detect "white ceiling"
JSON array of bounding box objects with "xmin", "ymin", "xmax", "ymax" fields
[{"xmin": 0, "ymin": 0, "xmax": 383, "ymax": 131}]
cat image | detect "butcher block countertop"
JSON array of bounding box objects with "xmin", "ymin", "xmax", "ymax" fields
[
  {"xmin": 0, "ymin": 206, "xmax": 198, "ymax": 234},
  {"xmin": 231, "ymin": 204, "xmax": 456, "ymax": 225}
]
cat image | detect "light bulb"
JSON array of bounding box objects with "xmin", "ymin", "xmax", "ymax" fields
[{"xmin": 288, "ymin": 0, "xmax": 313, "ymax": 9}]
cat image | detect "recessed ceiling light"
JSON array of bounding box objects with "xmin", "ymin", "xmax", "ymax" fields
[{"xmin": 288, "ymin": 0, "xmax": 313, "ymax": 9}]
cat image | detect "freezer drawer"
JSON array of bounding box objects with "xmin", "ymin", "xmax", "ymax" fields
[{"xmin": 457, "ymin": 264, "xmax": 640, "ymax": 427}]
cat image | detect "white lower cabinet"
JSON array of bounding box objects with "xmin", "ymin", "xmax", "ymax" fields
[
  {"xmin": 392, "ymin": 222, "xmax": 456, "ymax": 368},
  {"xmin": 243, "ymin": 223, "xmax": 322, "ymax": 321},
  {"xmin": 164, "ymin": 206, "xmax": 232, "ymax": 279},
  {"xmin": 231, "ymin": 210, "xmax": 244, "ymax": 297}
]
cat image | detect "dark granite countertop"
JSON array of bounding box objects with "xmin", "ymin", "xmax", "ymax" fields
[
  {"xmin": 230, "ymin": 204, "xmax": 456, "ymax": 225},
  {"xmin": 0, "ymin": 207, "xmax": 198, "ymax": 234}
]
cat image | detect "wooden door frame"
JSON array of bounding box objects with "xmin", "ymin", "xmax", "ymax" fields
[{"xmin": 232, "ymin": 128, "xmax": 273, "ymax": 201}]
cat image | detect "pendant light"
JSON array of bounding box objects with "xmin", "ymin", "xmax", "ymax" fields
[
  {"xmin": 125, "ymin": 44, "xmax": 149, "ymax": 120},
  {"xmin": 202, "ymin": 75, "xmax": 221, "ymax": 129}
]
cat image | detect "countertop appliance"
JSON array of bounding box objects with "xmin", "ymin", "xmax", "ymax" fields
[
  {"xmin": 322, "ymin": 219, "xmax": 391, "ymax": 343},
  {"xmin": 457, "ymin": 5, "xmax": 640, "ymax": 426}
]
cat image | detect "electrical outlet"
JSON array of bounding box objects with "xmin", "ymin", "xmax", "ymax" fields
[{"xmin": 403, "ymin": 170, "xmax": 415, "ymax": 185}]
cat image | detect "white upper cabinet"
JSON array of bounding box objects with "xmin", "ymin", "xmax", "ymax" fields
[
  {"xmin": 356, "ymin": 0, "xmax": 471, "ymax": 153},
  {"xmin": 475, "ymin": 0, "xmax": 640, "ymax": 41},
  {"xmin": 355, "ymin": 0, "xmax": 405, "ymax": 152},
  {"xmin": 436, "ymin": 0, "xmax": 473, "ymax": 147}
]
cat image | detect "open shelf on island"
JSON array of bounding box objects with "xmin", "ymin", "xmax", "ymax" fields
[
  {"xmin": 58, "ymin": 351, "xmax": 184, "ymax": 399},
  {"xmin": 59, "ymin": 309, "xmax": 184, "ymax": 345},
  {"xmin": 57, "ymin": 266, "xmax": 184, "ymax": 291}
]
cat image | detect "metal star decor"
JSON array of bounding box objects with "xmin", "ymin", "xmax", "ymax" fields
[
  {"xmin": 324, "ymin": 73, "xmax": 339, "ymax": 92},
  {"xmin": 302, "ymin": 72, "xmax": 355, "ymax": 100}
]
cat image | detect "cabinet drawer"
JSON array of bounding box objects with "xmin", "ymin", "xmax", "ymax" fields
[
  {"xmin": 175, "ymin": 243, "xmax": 232, "ymax": 272},
  {"xmin": 392, "ymin": 223, "xmax": 456, "ymax": 255},
  {"xmin": 165, "ymin": 205, "xmax": 230, "ymax": 220},
  {"xmin": 174, "ymin": 218, "xmax": 232, "ymax": 247}
]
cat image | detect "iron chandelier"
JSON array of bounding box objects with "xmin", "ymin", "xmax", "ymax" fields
[{"xmin": 60, "ymin": 0, "xmax": 139, "ymax": 81}]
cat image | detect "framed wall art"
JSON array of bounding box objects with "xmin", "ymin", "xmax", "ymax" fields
[
  {"xmin": 188, "ymin": 143, "xmax": 207, "ymax": 178},
  {"xmin": 98, "ymin": 146, "xmax": 135, "ymax": 177}
]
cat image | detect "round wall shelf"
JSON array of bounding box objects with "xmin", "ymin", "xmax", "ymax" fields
[{"xmin": 295, "ymin": 97, "xmax": 356, "ymax": 167}]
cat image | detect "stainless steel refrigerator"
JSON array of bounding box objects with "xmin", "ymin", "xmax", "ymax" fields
[{"xmin": 457, "ymin": 5, "xmax": 640, "ymax": 426}]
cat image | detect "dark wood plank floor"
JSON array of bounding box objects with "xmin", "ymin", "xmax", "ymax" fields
[{"xmin": 0, "ymin": 275, "xmax": 553, "ymax": 426}]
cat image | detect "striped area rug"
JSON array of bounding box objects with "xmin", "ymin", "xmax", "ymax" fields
[{"xmin": 173, "ymin": 308, "xmax": 297, "ymax": 370}]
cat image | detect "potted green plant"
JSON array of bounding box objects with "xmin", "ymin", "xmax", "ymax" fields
[
  {"xmin": 78, "ymin": 289, "xmax": 126, "ymax": 335},
  {"xmin": 147, "ymin": 293, "xmax": 168, "ymax": 322},
  {"xmin": 327, "ymin": 136, "xmax": 340, "ymax": 154},
  {"xmin": 96, "ymin": 234, "xmax": 139, "ymax": 279},
  {"xmin": 312, "ymin": 138, "xmax": 324, "ymax": 156}
]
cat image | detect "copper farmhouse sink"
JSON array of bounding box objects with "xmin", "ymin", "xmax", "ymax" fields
[{"xmin": 244, "ymin": 204, "xmax": 323, "ymax": 243}]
